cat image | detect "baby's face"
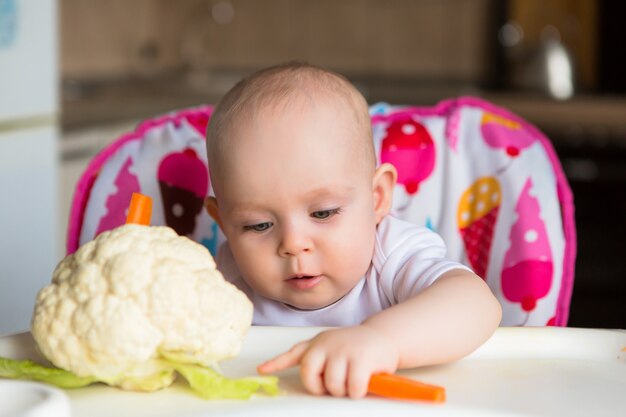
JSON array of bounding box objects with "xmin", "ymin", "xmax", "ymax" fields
[{"xmin": 214, "ymin": 100, "xmax": 379, "ymax": 310}]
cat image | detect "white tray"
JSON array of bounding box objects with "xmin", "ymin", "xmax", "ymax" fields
[{"xmin": 1, "ymin": 326, "xmax": 625, "ymax": 417}]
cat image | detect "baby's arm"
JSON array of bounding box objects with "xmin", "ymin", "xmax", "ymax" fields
[
  {"xmin": 257, "ymin": 269, "xmax": 502, "ymax": 398},
  {"xmin": 363, "ymin": 268, "xmax": 502, "ymax": 368}
]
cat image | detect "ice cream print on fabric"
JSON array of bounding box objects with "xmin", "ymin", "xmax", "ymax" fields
[
  {"xmin": 182, "ymin": 111, "xmax": 211, "ymax": 137},
  {"xmin": 501, "ymin": 178, "xmax": 554, "ymax": 324},
  {"xmin": 96, "ymin": 157, "xmax": 141, "ymax": 235},
  {"xmin": 380, "ymin": 118, "xmax": 435, "ymax": 195},
  {"xmin": 158, "ymin": 148, "xmax": 209, "ymax": 236},
  {"xmin": 457, "ymin": 177, "xmax": 502, "ymax": 280},
  {"xmin": 480, "ymin": 112, "xmax": 538, "ymax": 158}
]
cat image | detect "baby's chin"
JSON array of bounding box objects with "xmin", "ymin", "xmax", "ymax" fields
[{"xmin": 282, "ymin": 293, "xmax": 347, "ymax": 311}]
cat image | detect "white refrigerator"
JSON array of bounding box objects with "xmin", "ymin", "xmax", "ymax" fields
[{"xmin": 0, "ymin": 0, "xmax": 58, "ymax": 335}]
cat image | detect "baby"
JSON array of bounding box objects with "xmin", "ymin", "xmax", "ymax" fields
[{"xmin": 205, "ymin": 62, "xmax": 502, "ymax": 399}]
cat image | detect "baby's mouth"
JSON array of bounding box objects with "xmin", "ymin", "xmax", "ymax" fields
[
  {"xmin": 286, "ymin": 274, "xmax": 323, "ymax": 290},
  {"xmin": 288, "ymin": 274, "xmax": 314, "ymax": 280}
]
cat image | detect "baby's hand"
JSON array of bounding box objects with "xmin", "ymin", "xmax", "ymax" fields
[{"xmin": 257, "ymin": 325, "xmax": 399, "ymax": 399}]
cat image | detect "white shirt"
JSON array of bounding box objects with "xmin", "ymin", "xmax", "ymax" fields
[{"xmin": 216, "ymin": 215, "xmax": 470, "ymax": 326}]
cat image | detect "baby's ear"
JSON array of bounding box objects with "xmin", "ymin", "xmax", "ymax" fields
[
  {"xmin": 372, "ymin": 163, "xmax": 397, "ymax": 224},
  {"xmin": 205, "ymin": 196, "xmax": 224, "ymax": 231}
]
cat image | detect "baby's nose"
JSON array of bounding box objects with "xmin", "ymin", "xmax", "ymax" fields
[{"xmin": 278, "ymin": 225, "xmax": 312, "ymax": 257}]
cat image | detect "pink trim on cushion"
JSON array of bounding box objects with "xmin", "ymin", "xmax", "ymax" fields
[
  {"xmin": 372, "ymin": 97, "xmax": 576, "ymax": 326},
  {"xmin": 66, "ymin": 106, "xmax": 213, "ymax": 254}
]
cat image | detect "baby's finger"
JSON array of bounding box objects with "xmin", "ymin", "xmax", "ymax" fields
[
  {"xmin": 323, "ymin": 356, "xmax": 349, "ymax": 397},
  {"xmin": 257, "ymin": 341, "xmax": 309, "ymax": 374},
  {"xmin": 300, "ymin": 349, "xmax": 328, "ymax": 396},
  {"xmin": 346, "ymin": 360, "xmax": 371, "ymax": 399}
]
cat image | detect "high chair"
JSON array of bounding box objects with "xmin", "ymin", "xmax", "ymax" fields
[{"xmin": 67, "ymin": 97, "xmax": 576, "ymax": 327}]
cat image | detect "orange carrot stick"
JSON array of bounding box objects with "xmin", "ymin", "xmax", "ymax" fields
[
  {"xmin": 368, "ymin": 373, "xmax": 446, "ymax": 403},
  {"xmin": 125, "ymin": 193, "xmax": 152, "ymax": 226}
]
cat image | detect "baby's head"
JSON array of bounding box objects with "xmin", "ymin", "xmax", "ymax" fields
[
  {"xmin": 207, "ymin": 62, "xmax": 376, "ymax": 185},
  {"xmin": 206, "ymin": 62, "xmax": 396, "ymax": 310}
]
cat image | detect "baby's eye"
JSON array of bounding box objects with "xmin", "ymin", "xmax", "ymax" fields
[
  {"xmin": 244, "ymin": 222, "xmax": 273, "ymax": 232},
  {"xmin": 311, "ymin": 208, "xmax": 341, "ymax": 220}
]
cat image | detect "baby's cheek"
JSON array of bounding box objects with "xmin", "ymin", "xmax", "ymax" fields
[
  {"xmin": 244, "ymin": 251, "xmax": 284, "ymax": 292},
  {"xmin": 231, "ymin": 242, "xmax": 266, "ymax": 276},
  {"xmin": 330, "ymin": 234, "xmax": 373, "ymax": 283}
]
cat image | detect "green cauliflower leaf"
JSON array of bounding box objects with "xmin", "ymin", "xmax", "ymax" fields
[
  {"xmin": 169, "ymin": 361, "xmax": 279, "ymax": 399},
  {"xmin": 0, "ymin": 357, "xmax": 96, "ymax": 388},
  {"xmin": 0, "ymin": 356, "xmax": 279, "ymax": 400}
]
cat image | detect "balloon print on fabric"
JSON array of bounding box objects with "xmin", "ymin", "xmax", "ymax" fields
[
  {"xmin": 457, "ymin": 177, "xmax": 502, "ymax": 279},
  {"xmin": 480, "ymin": 112, "xmax": 537, "ymax": 157},
  {"xmin": 158, "ymin": 148, "xmax": 209, "ymax": 236},
  {"xmin": 501, "ymin": 178, "xmax": 553, "ymax": 317},
  {"xmin": 96, "ymin": 157, "xmax": 141, "ymax": 235},
  {"xmin": 380, "ymin": 118, "xmax": 435, "ymax": 194}
]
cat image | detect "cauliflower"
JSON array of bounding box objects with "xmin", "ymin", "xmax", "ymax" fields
[{"xmin": 0, "ymin": 224, "xmax": 277, "ymax": 399}]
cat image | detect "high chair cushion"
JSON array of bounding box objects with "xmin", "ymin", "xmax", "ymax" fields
[{"xmin": 68, "ymin": 97, "xmax": 576, "ymax": 327}]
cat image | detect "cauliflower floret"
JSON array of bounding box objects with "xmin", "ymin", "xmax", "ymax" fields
[{"xmin": 31, "ymin": 224, "xmax": 253, "ymax": 390}]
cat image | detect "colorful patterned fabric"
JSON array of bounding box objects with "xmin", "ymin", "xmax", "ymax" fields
[{"xmin": 68, "ymin": 97, "xmax": 576, "ymax": 326}]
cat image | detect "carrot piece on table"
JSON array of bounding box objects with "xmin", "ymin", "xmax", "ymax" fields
[
  {"xmin": 368, "ymin": 372, "xmax": 446, "ymax": 403},
  {"xmin": 125, "ymin": 193, "xmax": 153, "ymax": 226}
]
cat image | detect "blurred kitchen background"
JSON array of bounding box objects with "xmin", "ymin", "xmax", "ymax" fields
[{"xmin": 1, "ymin": 0, "xmax": 625, "ymax": 334}]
